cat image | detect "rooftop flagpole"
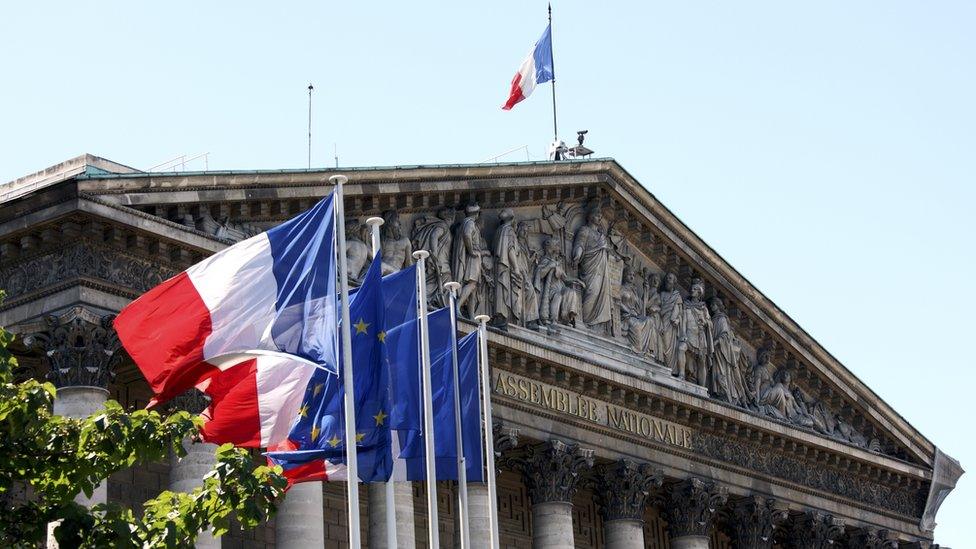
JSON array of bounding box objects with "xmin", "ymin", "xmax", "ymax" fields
[
  {"xmin": 413, "ymin": 250, "xmax": 440, "ymax": 549},
  {"xmin": 330, "ymin": 174, "xmax": 362, "ymax": 549},
  {"xmin": 548, "ymin": 4, "xmax": 558, "ymax": 143}
]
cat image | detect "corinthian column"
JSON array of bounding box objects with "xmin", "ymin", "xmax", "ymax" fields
[
  {"xmin": 663, "ymin": 477, "xmax": 728, "ymax": 549},
  {"xmin": 519, "ymin": 439, "xmax": 594, "ymax": 549},
  {"xmin": 729, "ymin": 496, "xmax": 787, "ymax": 549},
  {"xmin": 785, "ymin": 511, "xmax": 845, "ymax": 549},
  {"xmin": 26, "ymin": 309, "xmax": 119, "ymax": 508},
  {"xmin": 594, "ymin": 460, "xmax": 663, "ymax": 549},
  {"xmin": 167, "ymin": 389, "xmax": 219, "ymax": 549}
]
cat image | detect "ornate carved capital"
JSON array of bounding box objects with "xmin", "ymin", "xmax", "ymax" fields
[
  {"xmin": 594, "ymin": 459, "xmax": 663, "ymax": 522},
  {"xmin": 847, "ymin": 529, "xmax": 898, "ymax": 549},
  {"xmin": 663, "ymin": 477, "xmax": 729, "ymax": 538},
  {"xmin": 729, "ymin": 496, "xmax": 788, "ymax": 549},
  {"xmin": 23, "ymin": 307, "xmax": 120, "ymax": 389},
  {"xmin": 492, "ymin": 421, "xmax": 520, "ymax": 472},
  {"xmin": 518, "ymin": 439, "xmax": 594, "ymax": 505},
  {"xmin": 787, "ymin": 511, "xmax": 845, "ymax": 549},
  {"xmin": 165, "ymin": 388, "xmax": 211, "ymax": 415}
]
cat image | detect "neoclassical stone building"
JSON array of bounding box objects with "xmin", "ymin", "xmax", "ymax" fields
[{"xmin": 0, "ymin": 154, "xmax": 962, "ymax": 548}]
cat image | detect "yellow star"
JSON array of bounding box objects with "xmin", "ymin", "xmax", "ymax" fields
[
  {"xmin": 356, "ymin": 432, "xmax": 365, "ymax": 443},
  {"xmin": 298, "ymin": 404, "xmax": 309, "ymax": 418},
  {"xmin": 313, "ymin": 384, "xmax": 323, "ymax": 397},
  {"xmin": 377, "ymin": 330, "xmax": 386, "ymax": 343},
  {"xmin": 373, "ymin": 410, "xmax": 388, "ymax": 426},
  {"xmin": 354, "ymin": 318, "xmax": 370, "ymax": 335},
  {"xmin": 311, "ymin": 425, "xmax": 320, "ymax": 442},
  {"xmin": 328, "ymin": 435, "xmax": 341, "ymax": 448}
]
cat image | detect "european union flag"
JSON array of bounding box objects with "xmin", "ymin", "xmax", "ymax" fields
[{"xmin": 277, "ymin": 253, "xmax": 393, "ymax": 481}]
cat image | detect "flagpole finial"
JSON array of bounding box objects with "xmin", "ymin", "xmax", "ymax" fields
[
  {"xmin": 444, "ymin": 281, "xmax": 461, "ymax": 295},
  {"xmin": 475, "ymin": 314, "xmax": 491, "ymax": 324},
  {"xmin": 329, "ymin": 174, "xmax": 348, "ymax": 185},
  {"xmin": 412, "ymin": 250, "xmax": 430, "ymax": 261},
  {"xmin": 365, "ymin": 216, "xmax": 384, "ymax": 228}
]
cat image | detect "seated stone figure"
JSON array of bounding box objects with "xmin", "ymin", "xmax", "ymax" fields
[
  {"xmin": 758, "ymin": 368, "xmax": 814, "ymax": 428},
  {"xmin": 534, "ymin": 237, "xmax": 581, "ymax": 333},
  {"xmin": 619, "ymin": 264, "xmax": 656, "ymax": 357}
]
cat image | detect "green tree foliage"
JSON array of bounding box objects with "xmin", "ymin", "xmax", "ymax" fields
[{"xmin": 0, "ymin": 295, "xmax": 288, "ymax": 547}]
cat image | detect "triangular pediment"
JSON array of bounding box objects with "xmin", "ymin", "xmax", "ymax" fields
[{"xmin": 0, "ymin": 159, "xmax": 937, "ymax": 474}]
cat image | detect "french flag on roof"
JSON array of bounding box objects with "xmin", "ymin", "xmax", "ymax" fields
[
  {"xmin": 502, "ymin": 23, "xmax": 554, "ymax": 111},
  {"xmin": 114, "ymin": 195, "xmax": 337, "ymax": 405}
]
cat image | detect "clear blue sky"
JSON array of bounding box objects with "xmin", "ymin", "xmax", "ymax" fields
[{"xmin": 2, "ymin": 1, "xmax": 973, "ymax": 544}]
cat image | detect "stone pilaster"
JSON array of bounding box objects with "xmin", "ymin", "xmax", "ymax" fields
[
  {"xmin": 25, "ymin": 308, "xmax": 119, "ymax": 509},
  {"xmin": 275, "ymin": 482, "xmax": 325, "ymax": 549},
  {"xmin": 786, "ymin": 511, "xmax": 845, "ymax": 549},
  {"xmin": 595, "ymin": 460, "xmax": 663, "ymax": 549},
  {"xmin": 846, "ymin": 528, "xmax": 898, "ymax": 549},
  {"xmin": 519, "ymin": 439, "xmax": 594, "ymax": 549},
  {"xmin": 167, "ymin": 389, "xmax": 219, "ymax": 549},
  {"xmin": 663, "ymin": 477, "xmax": 728, "ymax": 549}
]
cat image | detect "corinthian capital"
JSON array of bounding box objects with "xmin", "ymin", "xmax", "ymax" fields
[
  {"xmin": 847, "ymin": 528, "xmax": 898, "ymax": 549},
  {"xmin": 787, "ymin": 511, "xmax": 845, "ymax": 549},
  {"xmin": 729, "ymin": 496, "xmax": 788, "ymax": 549},
  {"xmin": 518, "ymin": 439, "xmax": 594, "ymax": 504},
  {"xmin": 23, "ymin": 307, "xmax": 120, "ymax": 389},
  {"xmin": 594, "ymin": 459, "xmax": 663, "ymax": 521},
  {"xmin": 663, "ymin": 477, "xmax": 729, "ymax": 538}
]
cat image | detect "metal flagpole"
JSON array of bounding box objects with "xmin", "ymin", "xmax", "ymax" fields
[
  {"xmin": 474, "ymin": 314, "xmax": 500, "ymax": 549},
  {"xmin": 365, "ymin": 216, "xmax": 397, "ymax": 549},
  {"xmin": 412, "ymin": 250, "xmax": 440, "ymax": 549},
  {"xmin": 445, "ymin": 281, "xmax": 470, "ymax": 549},
  {"xmin": 330, "ymin": 175, "xmax": 362, "ymax": 549},
  {"xmin": 548, "ymin": 4, "xmax": 558, "ymax": 143}
]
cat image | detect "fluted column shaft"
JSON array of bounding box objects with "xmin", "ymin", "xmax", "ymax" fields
[
  {"xmin": 275, "ymin": 482, "xmax": 325, "ymax": 549},
  {"xmin": 54, "ymin": 386, "xmax": 109, "ymax": 506},
  {"xmin": 367, "ymin": 482, "xmax": 415, "ymax": 548},
  {"xmin": 170, "ymin": 439, "xmax": 220, "ymax": 549},
  {"xmin": 468, "ymin": 483, "xmax": 492, "ymax": 548}
]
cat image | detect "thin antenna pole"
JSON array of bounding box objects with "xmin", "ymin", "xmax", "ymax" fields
[
  {"xmin": 334, "ymin": 143, "xmax": 339, "ymax": 168},
  {"xmin": 548, "ymin": 4, "xmax": 558, "ymax": 142},
  {"xmin": 308, "ymin": 84, "xmax": 314, "ymax": 169}
]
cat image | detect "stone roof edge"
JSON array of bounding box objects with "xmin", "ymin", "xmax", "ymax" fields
[{"xmin": 601, "ymin": 160, "xmax": 937, "ymax": 464}]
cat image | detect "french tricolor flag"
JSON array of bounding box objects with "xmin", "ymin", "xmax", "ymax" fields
[
  {"xmin": 502, "ymin": 23, "xmax": 554, "ymax": 111},
  {"xmin": 114, "ymin": 195, "xmax": 338, "ymax": 406}
]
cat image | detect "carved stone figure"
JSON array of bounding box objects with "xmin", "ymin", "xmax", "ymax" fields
[
  {"xmin": 619, "ymin": 264, "xmax": 657, "ymax": 357},
  {"xmin": 516, "ymin": 221, "xmax": 540, "ymax": 328},
  {"xmin": 572, "ymin": 206, "xmax": 613, "ymax": 333},
  {"xmin": 534, "ymin": 237, "xmax": 581, "ymax": 332},
  {"xmin": 759, "ymin": 367, "xmax": 815, "ymax": 428},
  {"xmin": 411, "ymin": 207, "xmax": 454, "ymax": 307},
  {"xmin": 659, "ymin": 272, "xmax": 684, "ymax": 374},
  {"xmin": 345, "ymin": 218, "xmax": 369, "ymax": 285},
  {"xmin": 452, "ymin": 204, "xmax": 493, "ymax": 319},
  {"xmin": 379, "ymin": 210, "xmax": 413, "ymax": 275},
  {"xmin": 493, "ymin": 209, "xmax": 530, "ymax": 328},
  {"xmin": 749, "ymin": 347, "xmax": 777, "ymax": 409},
  {"xmin": 676, "ymin": 278, "xmax": 713, "ymax": 386},
  {"xmin": 709, "ymin": 298, "xmax": 749, "ymax": 406},
  {"xmin": 643, "ymin": 271, "xmax": 664, "ymax": 360}
]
